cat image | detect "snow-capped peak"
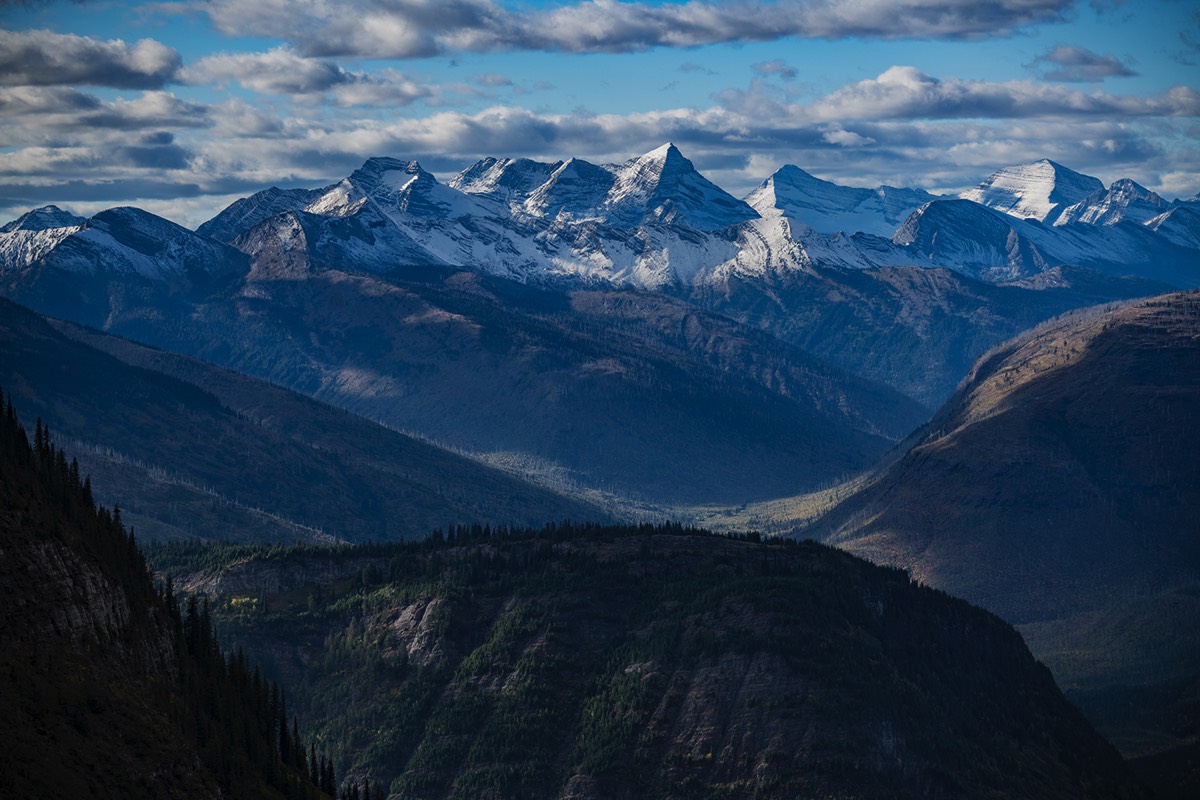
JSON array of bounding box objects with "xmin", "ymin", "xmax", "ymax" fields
[
  {"xmin": 450, "ymin": 157, "xmax": 560, "ymax": 205},
  {"xmin": 0, "ymin": 205, "xmax": 87, "ymax": 273},
  {"xmin": 306, "ymin": 157, "xmax": 497, "ymax": 221},
  {"xmin": 1055, "ymin": 178, "xmax": 1170, "ymax": 226},
  {"xmin": 745, "ymin": 165, "xmax": 937, "ymax": 236},
  {"xmin": 959, "ymin": 159, "xmax": 1104, "ymax": 224},
  {"xmin": 602, "ymin": 143, "xmax": 758, "ymax": 230},
  {"xmin": 521, "ymin": 157, "xmax": 616, "ymax": 221},
  {"xmin": 747, "ymin": 166, "xmax": 866, "ymax": 220},
  {"xmin": 612, "ymin": 143, "xmax": 691, "ymax": 189},
  {"xmin": 1, "ymin": 206, "xmax": 248, "ymax": 282},
  {"xmin": 1146, "ymin": 205, "xmax": 1200, "ymax": 250},
  {"xmin": 1, "ymin": 205, "xmax": 85, "ymax": 234}
]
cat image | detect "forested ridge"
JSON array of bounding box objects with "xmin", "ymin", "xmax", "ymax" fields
[
  {"xmin": 0, "ymin": 387, "xmax": 340, "ymax": 799},
  {"xmin": 155, "ymin": 522, "xmax": 1145, "ymax": 799}
]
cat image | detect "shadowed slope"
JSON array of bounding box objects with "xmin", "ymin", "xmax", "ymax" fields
[
  {"xmin": 811, "ymin": 292, "xmax": 1200, "ymax": 761},
  {"xmin": 0, "ymin": 298, "xmax": 603, "ymax": 543}
]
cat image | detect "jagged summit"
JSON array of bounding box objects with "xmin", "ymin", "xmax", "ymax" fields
[
  {"xmin": 959, "ymin": 159, "xmax": 1104, "ymax": 224},
  {"xmin": 1056, "ymin": 178, "xmax": 1170, "ymax": 226},
  {"xmin": 603, "ymin": 142, "xmax": 759, "ymax": 230},
  {"xmin": 521, "ymin": 157, "xmax": 615, "ymax": 220},
  {"xmin": 1147, "ymin": 205, "xmax": 1200, "ymax": 249},
  {"xmin": 0, "ymin": 205, "xmax": 87, "ymax": 273},
  {"xmin": 196, "ymin": 185, "xmax": 327, "ymax": 243},
  {"xmin": 0, "ymin": 205, "xmax": 84, "ymax": 234},
  {"xmin": 893, "ymin": 198, "xmax": 1052, "ymax": 281},
  {"xmin": 306, "ymin": 156, "xmax": 496, "ymax": 221},
  {"xmin": 5, "ymin": 150, "xmax": 1197, "ymax": 294},
  {"xmin": 345, "ymin": 157, "xmax": 431, "ymax": 205},
  {"xmin": 451, "ymin": 157, "xmax": 561, "ymax": 205}
]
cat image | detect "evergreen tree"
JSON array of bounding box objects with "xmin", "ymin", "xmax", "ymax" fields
[{"xmin": 0, "ymin": 388, "xmax": 332, "ymax": 799}]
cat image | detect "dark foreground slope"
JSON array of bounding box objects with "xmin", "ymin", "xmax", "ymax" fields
[
  {"xmin": 158, "ymin": 526, "xmax": 1144, "ymax": 800},
  {"xmin": 0, "ymin": 298, "xmax": 602, "ymax": 542},
  {"xmin": 813, "ymin": 292, "xmax": 1200, "ymax": 765},
  {"xmin": 0, "ymin": 393, "xmax": 329, "ymax": 799}
]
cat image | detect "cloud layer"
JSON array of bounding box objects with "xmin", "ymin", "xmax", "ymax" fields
[
  {"xmin": 184, "ymin": 49, "xmax": 434, "ymax": 107},
  {"xmin": 0, "ymin": 29, "xmax": 181, "ymax": 89},
  {"xmin": 200, "ymin": 0, "xmax": 1075, "ymax": 58}
]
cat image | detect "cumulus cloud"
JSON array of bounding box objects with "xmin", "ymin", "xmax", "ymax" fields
[
  {"xmin": 1029, "ymin": 45, "xmax": 1136, "ymax": 82},
  {"xmin": 752, "ymin": 60, "xmax": 798, "ymax": 80},
  {"xmin": 0, "ymin": 29, "xmax": 181, "ymax": 88},
  {"xmin": 184, "ymin": 48, "xmax": 435, "ymax": 107},
  {"xmin": 822, "ymin": 127, "xmax": 874, "ymax": 146},
  {"xmin": 199, "ymin": 0, "xmax": 1075, "ymax": 59},
  {"xmin": 0, "ymin": 131, "xmax": 192, "ymax": 175},
  {"xmin": 186, "ymin": 48, "xmax": 350, "ymax": 95},
  {"xmin": 806, "ymin": 66, "xmax": 1200, "ymax": 120}
]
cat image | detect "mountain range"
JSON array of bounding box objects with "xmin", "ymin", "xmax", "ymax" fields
[
  {"xmin": 3, "ymin": 144, "xmax": 1198, "ymax": 796},
  {"xmin": 0, "ymin": 145, "xmax": 1187, "ymax": 509},
  {"xmin": 6, "ymin": 146, "xmax": 1196, "ymax": 295}
]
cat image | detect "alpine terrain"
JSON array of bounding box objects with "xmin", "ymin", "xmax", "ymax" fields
[{"xmin": 2, "ymin": 144, "xmax": 1197, "ymax": 799}]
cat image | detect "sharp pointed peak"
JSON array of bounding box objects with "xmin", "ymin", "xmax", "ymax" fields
[
  {"xmin": 771, "ymin": 165, "xmax": 822, "ymax": 181},
  {"xmin": 991, "ymin": 158, "xmax": 1095, "ymax": 181},
  {"xmin": 552, "ymin": 156, "xmax": 606, "ymax": 176},
  {"xmin": 631, "ymin": 142, "xmax": 690, "ymax": 167},
  {"xmin": 655, "ymin": 142, "xmax": 687, "ymax": 160}
]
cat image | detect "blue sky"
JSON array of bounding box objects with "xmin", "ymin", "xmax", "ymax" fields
[{"xmin": 1, "ymin": 0, "xmax": 1197, "ymax": 226}]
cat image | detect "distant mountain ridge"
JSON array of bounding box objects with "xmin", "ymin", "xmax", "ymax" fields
[
  {"xmin": 4, "ymin": 147, "xmax": 1197, "ymax": 296},
  {"xmin": 0, "ymin": 297, "xmax": 604, "ymax": 542}
]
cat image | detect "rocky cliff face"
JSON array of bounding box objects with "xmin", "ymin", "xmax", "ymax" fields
[{"xmin": 172, "ymin": 527, "xmax": 1146, "ymax": 799}]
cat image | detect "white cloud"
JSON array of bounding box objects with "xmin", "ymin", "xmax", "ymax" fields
[
  {"xmin": 0, "ymin": 87, "xmax": 209, "ymax": 137},
  {"xmin": 822, "ymin": 128, "xmax": 874, "ymax": 146},
  {"xmin": 806, "ymin": 66, "xmax": 1200, "ymax": 120},
  {"xmin": 0, "ymin": 29, "xmax": 181, "ymax": 88},
  {"xmin": 198, "ymin": 0, "xmax": 1075, "ymax": 59},
  {"xmin": 184, "ymin": 48, "xmax": 435, "ymax": 107}
]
